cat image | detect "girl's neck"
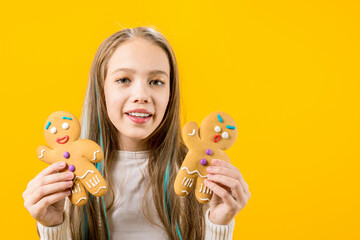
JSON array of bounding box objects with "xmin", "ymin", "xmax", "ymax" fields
[{"xmin": 117, "ymin": 135, "xmax": 147, "ymax": 151}]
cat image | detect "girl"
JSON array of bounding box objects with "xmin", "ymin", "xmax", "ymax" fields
[{"xmin": 23, "ymin": 27, "xmax": 251, "ymax": 240}]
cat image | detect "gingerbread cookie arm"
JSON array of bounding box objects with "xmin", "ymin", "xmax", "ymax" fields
[
  {"xmin": 183, "ymin": 121, "xmax": 201, "ymax": 147},
  {"xmin": 75, "ymin": 139, "xmax": 104, "ymax": 163},
  {"xmin": 36, "ymin": 145, "xmax": 57, "ymax": 165}
]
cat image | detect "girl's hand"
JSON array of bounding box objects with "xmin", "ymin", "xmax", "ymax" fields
[
  {"xmin": 205, "ymin": 159, "xmax": 251, "ymax": 225},
  {"xmin": 23, "ymin": 162, "xmax": 74, "ymax": 227}
]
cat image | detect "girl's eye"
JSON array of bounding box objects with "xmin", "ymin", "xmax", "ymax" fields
[
  {"xmin": 150, "ymin": 80, "xmax": 164, "ymax": 86},
  {"xmin": 116, "ymin": 78, "xmax": 130, "ymax": 84}
]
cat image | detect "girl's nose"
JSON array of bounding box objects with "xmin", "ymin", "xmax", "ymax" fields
[{"xmin": 130, "ymin": 80, "xmax": 151, "ymax": 104}]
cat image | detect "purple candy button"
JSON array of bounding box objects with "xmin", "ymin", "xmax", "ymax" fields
[
  {"xmin": 63, "ymin": 151, "xmax": 70, "ymax": 159},
  {"xmin": 200, "ymin": 158, "xmax": 207, "ymax": 166},
  {"xmin": 68, "ymin": 164, "xmax": 75, "ymax": 172},
  {"xmin": 205, "ymin": 149, "xmax": 212, "ymax": 155}
]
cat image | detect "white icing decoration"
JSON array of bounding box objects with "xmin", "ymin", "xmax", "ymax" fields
[
  {"xmin": 74, "ymin": 170, "xmax": 95, "ymax": 180},
  {"xmin": 38, "ymin": 149, "xmax": 45, "ymax": 159},
  {"xmin": 182, "ymin": 177, "xmax": 187, "ymax": 185},
  {"xmin": 181, "ymin": 167, "xmax": 208, "ymax": 178},
  {"xmin": 50, "ymin": 127, "xmax": 57, "ymax": 134},
  {"xmin": 200, "ymin": 185, "xmax": 212, "ymax": 194},
  {"xmin": 222, "ymin": 131, "xmax": 229, "ymax": 139},
  {"xmin": 185, "ymin": 178, "xmax": 190, "ymax": 186},
  {"xmin": 199, "ymin": 197, "xmax": 210, "ymax": 201},
  {"xmin": 89, "ymin": 179, "xmax": 96, "ymax": 186},
  {"xmin": 74, "ymin": 197, "xmax": 87, "ymax": 205},
  {"xmin": 181, "ymin": 190, "xmax": 189, "ymax": 194},
  {"xmin": 71, "ymin": 189, "xmax": 74, "ymax": 194},
  {"xmin": 187, "ymin": 179, "xmax": 193, "ymax": 187},
  {"xmin": 94, "ymin": 186, "xmax": 107, "ymax": 194},
  {"xmin": 95, "ymin": 175, "xmax": 100, "ymax": 183},
  {"xmin": 188, "ymin": 129, "xmax": 196, "ymax": 136},
  {"xmin": 78, "ymin": 184, "xmax": 81, "ymax": 192},
  {"xmin": 93, "ymin": 177, "xmax": 98, "ymax": 184},
  {"xmin": 62, "ymin": 122, "xmax": 70, "ymax": 130},
  {"xmin": 215, "ymin": 126, "xmax": 221, "ymax": 133},
  {"xmin": 189, "ymin": 179, "xmax": 194, "ymax": 187},
  {"xmin": 92, "ymin": 150, "xmax": 100, "ymax": 161},
  {"xmin": 85, "ymin": 181, "xmax": 92, "ymax": 189}
]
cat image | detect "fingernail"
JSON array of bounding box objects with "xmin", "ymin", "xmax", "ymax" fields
[
  {"xmin": 205, "ymin": 179, "xmax": 210, "ymax": 184},
  {"xmin": 207, "ymin": 167, "xmax": 213, "ymax": 172},
  {"xmin": 212, "ymin": 159, "xmax": 219, "ymax": 164},
  {"xmin": 58, "ymin": 162, "xmax": 65, "ymax": 166},
  {"xmin": 65, "ymin": 172, "xmax": 74, "ymax": 179}
]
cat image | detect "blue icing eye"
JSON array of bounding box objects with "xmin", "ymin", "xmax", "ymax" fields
[
  {"xmin": 62, "ymin": 117, "xmax": 72, "ymax": 120},
  {"xmin": 45, "ymin": 121, "xmax": 51, "ymax": 130},
  {"xmin": 217, "ymin": 114, "xmax": 223, "ymax": 123},
  {"xmin": 226, "ymin": 125, "xmax": 235, "ymax": 130}
]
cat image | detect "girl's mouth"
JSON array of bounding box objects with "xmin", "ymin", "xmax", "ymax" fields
[
  {"xmin": 56, "ymin": 135, "xmax": 69, "ymax": 144},
  {"xmin": 125, "ymin": 112, "xmax": 152, "ymax": 124}
]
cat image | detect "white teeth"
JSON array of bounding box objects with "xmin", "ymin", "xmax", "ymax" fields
[{"xmin": 127, "ymin": 112, "xmax": 151, "ymax": 117}]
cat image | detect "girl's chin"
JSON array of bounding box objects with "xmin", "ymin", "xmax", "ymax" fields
[{"xmin": 118, "ymin": 131, "xmax": 153, "ymax": 142}]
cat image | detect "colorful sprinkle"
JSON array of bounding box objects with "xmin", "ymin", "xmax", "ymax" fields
[
  {"xmin": 226, "ymin": 125, "xmax": 236, "ymax": 130},
  {"xmin": 200, "ymin": 159, "xmax": 207, "ymax": 166},
  {"xmin": 206, "ymin": 149, "xmax": 212, "ymax": 155},
  {"xmin": 45, "ymin": 122, "xmax": 51, "ymax": 130},
  {"xmin": 68, "ymin": 164, "xmax": 75, "ymax": 172},
  {"xmin": 217, "ymin": 114, "xmax": 223, "ymax": 123},
  {"xmin": 63, "ymin": 151, "xmax": 70, "ymax": 159},
  {"xmin": 62, "ymin": 117, "xmax": 72, "ymax": 120}
]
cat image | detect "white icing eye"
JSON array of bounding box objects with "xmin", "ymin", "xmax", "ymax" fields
[
  {"xmin": 50, "ymin": 127, "xmax": 57, "ymax": 134},
  {"xmin": 222, "ymin": 131, "xmax": 229, "ymax": 139},
  {"xmin": 62, "ymin": 122, "xmax": 70, "ymax": 130},
  {"xmin": 215, "ymin": 126, "xmax": 221, "ymax": 133}
]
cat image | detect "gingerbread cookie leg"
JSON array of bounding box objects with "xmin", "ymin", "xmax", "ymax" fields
[
  {"xmin": 76, "ymin": 164, "xmax": 107, "ymax": 197},
  {"xmin": 174, "ymin": 168, "xmax": 196, "ymax": 196},
  {"xmin": 70, "ymin": 178, "xmax": 88, "ymax": 206},
  {"xmin": 195, "ymin": 177, "xmax": 213, "ymax": 204}
]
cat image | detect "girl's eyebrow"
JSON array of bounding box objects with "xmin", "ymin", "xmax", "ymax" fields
[{"xmin": 111, "ymin": 67, "xmax": 168, "ymax": 77}]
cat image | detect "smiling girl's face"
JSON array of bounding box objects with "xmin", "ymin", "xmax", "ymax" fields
[{"xmin": 104, "ymin": 38, "xmax": 170, "ymax": 150}]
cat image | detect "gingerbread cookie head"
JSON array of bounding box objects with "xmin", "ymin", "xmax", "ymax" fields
[
  {"xmin": 43, "ymin": 111, "xmax": 81, "ymax": 148},
  {"xmin": 199, "ymin": 111, "xmax": 237, "ymax": 150}
]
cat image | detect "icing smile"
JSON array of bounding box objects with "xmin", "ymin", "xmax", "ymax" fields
[
  {"xmin": 213, "ymin": 135, "xmax": 221, "ymax": 143},
  {"xmin": 56, "ymin": 135, "xmax": 69, "ymax": 144}
]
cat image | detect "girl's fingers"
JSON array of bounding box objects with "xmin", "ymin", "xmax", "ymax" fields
[
  {"xmin": 209, "ymin": 159, "xmax": 250, "ymax": 194},
  {"xmin": 25, "ymin": 162, "xmax": 70, "ymax": 196},
  {"xmin": 36, "ymin": 162, "xmax": 67, "ymax": 179},
  {"xmin": 28, "ymin": 181, "xmax": 73, "ymax": 206},
  {"xmin": 204, "ymin": 179, "xmax": 237, "ymax": 208},
  {"xmin": 30, "ymin": 190, "xmax": 70, "ymax": 220},
  {"xmin": 207, "ymin": 173, "xmax": 246, "ymax": 201}
]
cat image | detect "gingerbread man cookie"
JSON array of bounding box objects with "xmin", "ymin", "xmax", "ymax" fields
[
  {"xmin": 37, "ymin": 111, "xmax": 107, "ymax": 206},
  {"xmin": 174, "ymin": 111, "xmax": 237, "ymax": 204}
]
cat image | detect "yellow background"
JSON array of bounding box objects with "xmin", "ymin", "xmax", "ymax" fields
[{"xmin": 1, "ymin": 0, "xmax": 359, "ymax": 239}]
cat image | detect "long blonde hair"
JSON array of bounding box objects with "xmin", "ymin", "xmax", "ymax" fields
[{"xmin": 68, "ymin": 27, "xmax": 205, "ymax": 239}]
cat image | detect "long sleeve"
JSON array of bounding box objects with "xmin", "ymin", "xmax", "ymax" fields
[
  {"xmin": 36, "ymin": 199, "xmax": 71, "ymax": 240},
  {"xmin": 204, "ymin": 208, "xmax": 235, "ymax": 240},
  {"xmin": 37, "ymin": 213, "xmax": 69, "ymax": 240}
]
